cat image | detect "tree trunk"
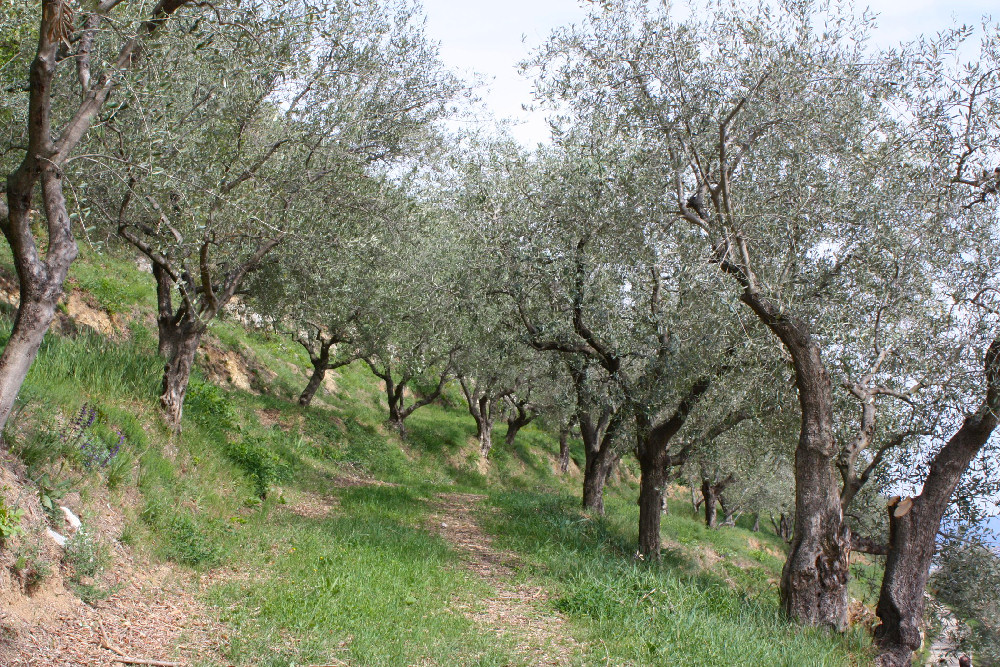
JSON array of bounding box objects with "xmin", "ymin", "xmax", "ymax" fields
[
  {"xmin": 702, "ymin": 479, "xmax": 718, "ymax": 528},
  {"xmin": 504, "ymin": 417, "xmax": 527, "ymax": 447},
  {"xmin": 742, "ymin": 291, "xmax": 849, "ymax": 630},
  {"xmin": 720, "ymin": 493, "xmax": 735, "ymax": 527},
  {"xmin": 0, "ymin": 297, "xmax": 65, "ymax": 430},
  {"xmin": 874, "ymin": 360, "xmax": 999, "ymax": 667},
  {"xmin": 637, "ymin": 444, "xmax": 667, "ymax": 559},
  {"xmin": 634, "ymin": 378, "xmax": 711, "ymax": 560},
  {"xmin": 504, "ymin": 401, "xmax": 534, "ymax": 447},
  {"xmin": 384, "ymin": 375, "xmax": 405, "ymax": 431},
  {"xmin": 752, "ymin": 513, "xmax": 760, "ymax": 532},
  {"xmin": 582, "ymin": 453, "xmax": 614, "ymax": 513},
  {"xmin": 478, "ymin": 420, "xmax": 494, "ymax": 457},
  {"xmin": 580, "ymin": 413, "xmax": 620, "ymax": 514},
  {"xmin": 298, "ymin": 363, "xmax": 327, "ymax": 406},
  {"xmin": 780, "ymin": 514, "xmax": 793, "ymax": 542},
  {"xmin": 159, "ymin": 325, "xmax": 202, "ymax": 431},
  {"xmin": 558, "ymin": 426, "xmax": 571, "ymax": 474}
]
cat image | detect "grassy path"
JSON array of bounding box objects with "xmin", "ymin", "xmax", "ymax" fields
[{"xmin": 428, "ymin": 493, "xmax": 580, "ymax": 666}]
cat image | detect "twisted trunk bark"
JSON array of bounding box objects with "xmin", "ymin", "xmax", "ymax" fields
[
  {"xmin": 741, "ymin": 290, "xmax": 849, "ymax": 630},
  {"xmin": 159, "ymin": 325, "xmax": 203, "ymax": 430},
  {"xmin": 874, "ymin": 341, "xmax": 1000, "ymax": 665},
  {"xmin": 579, "ymin": 411, "xmax": 620, "ymax": 514},
  {"xmin": 637, "ymin": 443, "xmax": 668, "ymax": 558}
]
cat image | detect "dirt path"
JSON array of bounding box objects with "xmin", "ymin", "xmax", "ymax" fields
[{"xmin": 428, "ymin": 493, "xmax": 579, "ymax": 666}]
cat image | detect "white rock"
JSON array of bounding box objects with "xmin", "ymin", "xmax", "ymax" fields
[
  {"xmin": 440, "ymin": 522, "xmax": 448, "ymax": 528},
  {"xmin": 46, "ymin": 528, "xmax": 67, "ymax": 547},
  {"xmin": 60, "ymin": 506, "xmax": 82, "ymax": 531}
]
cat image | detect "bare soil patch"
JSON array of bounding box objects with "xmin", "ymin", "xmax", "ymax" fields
[
  {"xmin": 429, "ymin": 493, "xmax": 579, "ymax": 666},
  {"xmin": 0, "ymin": 567, "xmax": 225, "ymax": 667}
]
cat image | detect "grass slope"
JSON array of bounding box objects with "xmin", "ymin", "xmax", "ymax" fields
[{"xmin": 0, "ymin": 247, "xmax": 873, "ymax": 666}]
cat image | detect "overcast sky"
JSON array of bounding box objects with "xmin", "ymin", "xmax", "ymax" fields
[{"xmin": 420, "ymin": 0, "xmax": 997, "ymax": 145}]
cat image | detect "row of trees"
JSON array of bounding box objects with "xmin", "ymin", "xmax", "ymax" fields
[{"xmin": 2, "ymin": 1, "xmax": 999, "ymax": 665}]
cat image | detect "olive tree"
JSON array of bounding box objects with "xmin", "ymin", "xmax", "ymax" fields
[
  {"xmin": 0, "ymin": 0, "xmax": 198, "ymax": 433},
  {"xmin": 527, "ymin": 0, "xmax": 995, "ymax": 630},
  {"xmin": 460, "ymin": 133, "xmax": 745, "ymax": 556},
  {"xmin": 87, "ymin": 0, "xmax": 461, "ymax": 428}
]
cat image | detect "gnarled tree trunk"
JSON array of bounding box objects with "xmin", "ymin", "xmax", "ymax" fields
[
  {"xmin": 636, "ymin": 435, "xmax": 668, "ymax": 559},
  {"xmin": 504, "ymin": 397, "xmax": 534, "ymax": 447},
  {"xmin": 741, "ymin": 290, "xmax": 849, "ymax": 630},
  {"xmin": 579, "ymin": 410, "xmax": 621, "ymax": 514},
  {"xmin": 458, "ymin": 376, "xmax": 504, "ymax": 458},
  {"xmin": 634, "ymin": 377, "xmax": 711, "ymax": 560},
  {"xmin": 299, "ymin": 363, "xmax": 328, "ymax": 407},
  {"xmin": 366, "ymin": 356, "xmax": 451, "ymax": 434},
  {"xmin": 874, "ymin": 339, "xmax": 1000, "ymax": 666},
  {"xmin": 0, "ymin": 0, "xmax": 193, "ymax": 432},
  {"xmin": 153, "ymin": 266, "xmax": 205, "ymax": 430},
  {"xmin": 159, "ymin": 323, "xmax": 203, "ymax": 429}
]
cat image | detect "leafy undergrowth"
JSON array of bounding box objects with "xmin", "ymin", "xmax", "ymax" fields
[{"xmin": 0, "ymin": 248, "xmax": 873, "ymax": 666}]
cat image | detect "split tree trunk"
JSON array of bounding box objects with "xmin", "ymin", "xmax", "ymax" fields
[
  {"xmin": 579, "ymin": 411, "xmax": 620, "ymax": 514},
  {"xmin": 874, "ymin": 341, "xmax": 1000, "ymax": 666}
]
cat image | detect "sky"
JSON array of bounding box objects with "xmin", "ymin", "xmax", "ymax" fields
[{"xmin": 419, "ymin": 0, "xmax": 997, "ymax": 146}]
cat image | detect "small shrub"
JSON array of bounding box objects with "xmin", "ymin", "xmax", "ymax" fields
[
  {"xmin": 143, "ymin": 500, "xmax": 222, "ymax": 567},
  {"xmin": 225, "ymin": 437, "xmax": 290, "ymax": 498},
  {"xmin": 13, "ymin": 537, "xmax": 51, "ymax": 593},
  {"xmin": 161, "ymin": 513, "xmax": 222, "ymax": 567},
  {"xmin": 186, "ymin": 380, "xmax": 238, "ymax": 431},
  {"xmin": 64, "ymin": 529, "xmax": 111, "ymax": 579},
  {"xmin": 0, "ymin": 493, "xmax": 25, "ymax": 545},
  {"xmin": 104, "ymin": 447, "xmax": 133, "ymax": 491},
  {"xmin": 63, "ymin": 528, "xmax": 121, "ymax": 603}
]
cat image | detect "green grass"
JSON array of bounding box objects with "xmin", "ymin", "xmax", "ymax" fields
[
  {"xmin": 480, "ymin": 490, "xmax": 873, "ymax": 666},
  {"xmin": 206, "ymin": 486, "xmax": 526, "ymax": 666},
  {"xmin": 0, "ymin": 248, "xmax": 878, "ymax": 666}
]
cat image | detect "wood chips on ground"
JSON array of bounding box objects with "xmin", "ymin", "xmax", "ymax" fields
[{"xmin": 0, "ymin": 571, "xmax": 226, "ymax": 666}]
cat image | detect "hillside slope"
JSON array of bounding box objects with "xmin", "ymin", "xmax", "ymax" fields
[{"xmin": 0, "ymin": 247, "xmax": 874, "ymax": 666}]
